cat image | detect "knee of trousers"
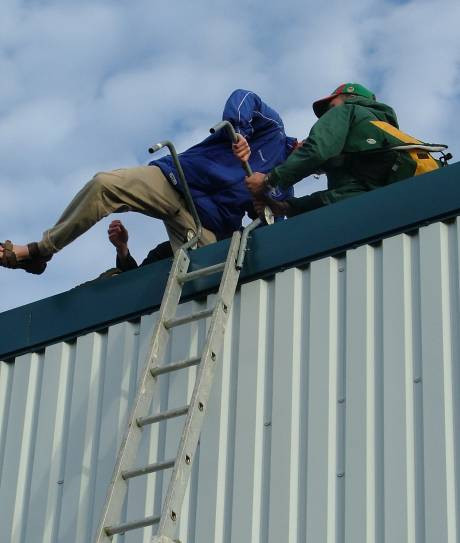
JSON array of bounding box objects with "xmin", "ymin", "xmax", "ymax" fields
[{"xmin": 90, "ymin": 171, "xmax": 119, "ymax": 193}]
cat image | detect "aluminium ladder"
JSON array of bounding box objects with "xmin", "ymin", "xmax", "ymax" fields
[{"xmin": 94, "ymin": 137, "xmax": 268, "ymax": 543}]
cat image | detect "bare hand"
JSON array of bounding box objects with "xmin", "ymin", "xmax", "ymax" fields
[
  {"xmin": 108, "ymin": 220, "xmax": 129, "ymax": 257},
  {"xmin": 245, "ymin": 171, "xmax": 266, "ymax": 196},
  {"xmin": 232, "ymin": 134, "xmax": 251, "ymax": 163}
]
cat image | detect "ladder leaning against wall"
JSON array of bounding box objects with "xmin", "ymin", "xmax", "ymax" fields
[{"xmin": 94, "ymin": 123, "xmax": 272, "ymax": 543}]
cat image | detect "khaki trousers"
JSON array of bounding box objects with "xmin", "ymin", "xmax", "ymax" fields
[{"xmin": 38, "ymin": 166, "xmax": 216, "ymax": 257}]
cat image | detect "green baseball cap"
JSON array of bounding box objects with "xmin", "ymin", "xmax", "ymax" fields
[{"xmin": 312, "ymin": 83, "xmax": 376, "ymax": 118}]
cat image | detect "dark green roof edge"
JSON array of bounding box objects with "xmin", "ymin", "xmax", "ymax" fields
[{"xmin": 1, "ymin": 163, "xmax": 460, "ymax": 360}]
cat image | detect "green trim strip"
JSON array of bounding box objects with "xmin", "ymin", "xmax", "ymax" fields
[{"xmin": 1, "ymin": 163, "xmax": 459, "ymax": 360}]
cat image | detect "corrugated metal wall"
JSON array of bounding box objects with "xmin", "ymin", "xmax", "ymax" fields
[{"xmin": 1, "ymin": 218, "xmax": 460, "ymax": 543}]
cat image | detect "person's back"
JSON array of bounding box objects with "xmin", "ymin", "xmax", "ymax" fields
[
  {"xmin": 314, "ymin": 94, "xmax": 401, "ymax": 201},
  {"xmin": 322, "ymin": 95, "xmax": 441, "ymax": 196}
]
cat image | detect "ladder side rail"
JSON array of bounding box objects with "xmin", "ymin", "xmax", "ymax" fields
[
  {"xmin": 154, "ymin": 231, "xmax": 242, "ymax": 540},
  {"xmin": 94, "ymin": 248, "xmax": 191, "ymax": 543},
  {"xmin": 149, "ymin": 141, "xmax": 202, "ymax": 250}
]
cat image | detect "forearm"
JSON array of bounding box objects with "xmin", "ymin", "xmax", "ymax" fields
[
  {"xmin": 266, "ymin": 104, "xmax": 352, "ymax": 190},
  {"xmin": 116, "ymin": 250, "xmax": 138, "ymax": 272},
  {"xmin": 267, "ymin": 141, "xmax": 325, "ymax": 189}
]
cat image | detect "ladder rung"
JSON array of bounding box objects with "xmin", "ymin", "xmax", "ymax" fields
[
  {"xmin": 122, "ymin": 458, "xmax": 175, "ymax": 480},
  {"xmin": 137, "ymin": 405, "xmax": 189, "ymax": 427},
  {"xmin": 151, "ymin": 355, "xmax": 201, "ymax": 377},
  {"xmin": 164, "ymin": 307, "xmax": 214, "ymax": 329},
  {"xmin": 105, "ymin": 514, "xmax": 161, "ymax": 536},
  {"xmin": 179, "ymin": 262, "xmax": 226, "ymax": 283}
]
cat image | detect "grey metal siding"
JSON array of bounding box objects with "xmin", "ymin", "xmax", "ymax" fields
[{"xmin": 1, "ymin": 219, "xmax": 460, "ymax": 543}]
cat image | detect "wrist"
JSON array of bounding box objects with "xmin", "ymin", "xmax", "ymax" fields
[{"xmin": 116, "ymin": 245, "xmax": 129, "ymax": 259}]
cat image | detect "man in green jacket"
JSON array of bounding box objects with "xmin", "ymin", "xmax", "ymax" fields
[{"xmin": 245, "ymin": 83, "xmax": 442, "ymax": 215}]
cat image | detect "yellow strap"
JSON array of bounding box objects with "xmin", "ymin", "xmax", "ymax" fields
[{"xmin": 370, "ymin": 121, "xmax": 439, "ymax": 175}]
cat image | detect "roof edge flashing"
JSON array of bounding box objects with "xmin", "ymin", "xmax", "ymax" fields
[{"xmin": 1, "ymin": 163, "xmax": 460, "ymax": 359}]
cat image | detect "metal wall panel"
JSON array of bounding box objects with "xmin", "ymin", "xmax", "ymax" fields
[{"xmin": 1, "ymin": 218, "xmax": 460, "ymax": 543}]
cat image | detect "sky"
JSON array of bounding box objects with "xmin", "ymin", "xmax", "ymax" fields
[{"xmin": 1, "ymin": 0, "xmax": 460, "ymax": 313}]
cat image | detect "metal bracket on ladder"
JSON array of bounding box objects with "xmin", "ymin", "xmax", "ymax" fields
[{"xmin": 94, "ymin": 136, "xmax": 270, "ymax": 543}]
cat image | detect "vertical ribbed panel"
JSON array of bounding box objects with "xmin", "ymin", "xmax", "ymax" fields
[
  {"xmin": 344, "ymin": 244, "xmax": 377, "ymax": 543},
  {"xmin": 231, "ymin": 278, "xmax": 270, "ymax": 543},
  {"xmin": 1, "ymin": 218, "xmax": 460, "ymax": 543},
  {"xmin": 0, "ymin": 352, "xmax": 43, "ymax": 543},
  {"xmin": 306, "ymin": 257, "xmax": 341, "ymax": 543},
  {"xmin": 125, "ymin": 312, "xmax": 158, "ymax": 543},
  {"xmin": 419, "ymin": 223, "xmax": 457, "ymax": 543},
  {"xmin": 382, "ymin": 234, "xmax": 416, "ymax": 542},
  {"xmin": 268, "ymin": 268, "xmax": 302, "ymax": 543}
]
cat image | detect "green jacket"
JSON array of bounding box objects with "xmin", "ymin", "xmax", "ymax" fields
[{"xmin": 267, "ymin": 97, "xmax": 432, "ymax": 213}]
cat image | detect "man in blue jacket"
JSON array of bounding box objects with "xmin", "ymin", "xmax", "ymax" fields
[{"xmin": 0, "ymin": 89, "xmax": 296, "ymax": 274}]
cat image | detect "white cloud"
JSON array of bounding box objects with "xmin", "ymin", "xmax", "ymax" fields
[
  {"xmin": 0, "ymin": 99, "xmax": 77, "ymax": 174},
  {"xmin": 362, "ymin": 0, "xmax": 460, "ymax": 146}
]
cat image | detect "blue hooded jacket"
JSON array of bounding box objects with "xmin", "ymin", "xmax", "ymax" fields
[{"xmin": 151, "ymin": 89, "xmax": 297, "ymax": 239}]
